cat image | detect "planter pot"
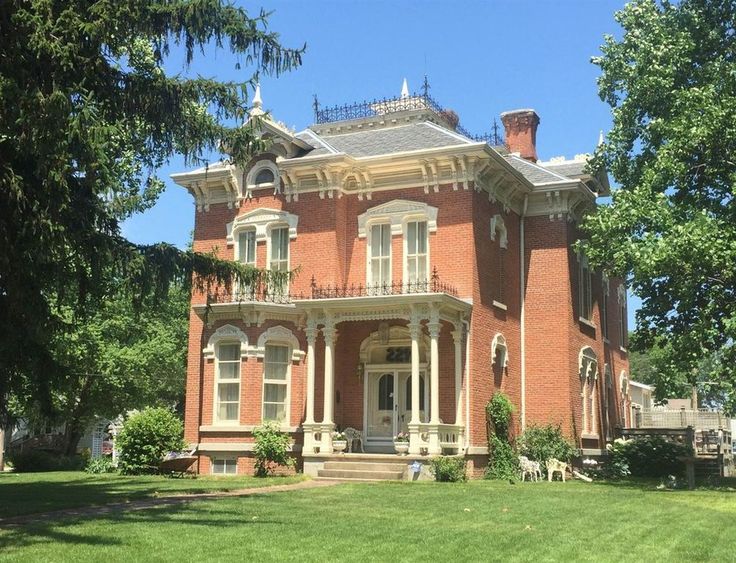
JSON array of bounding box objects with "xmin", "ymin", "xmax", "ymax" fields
[
  {"xmin": 394, "ymin": 441, "xmax": 410, "ymax": 455},
  {"xmin": 332, "ymin": 440, "xmax": 347, "ymax": 453}
]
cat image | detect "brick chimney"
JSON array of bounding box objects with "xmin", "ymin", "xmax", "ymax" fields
[{"xmin": 500, "ymin": 109, "xmax": 540, "ymax": 162}]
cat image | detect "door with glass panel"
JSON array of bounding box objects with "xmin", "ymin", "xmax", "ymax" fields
[
  {"xmin": 269, "ymin": 226, "xmax": 289, "ymax": 299},
  {"xmin": 366, "ymin": 372, "xmax": 395, "ymax": 440},
  {"xmin": 369, "ymin": 223, "xmax": 391, "ymax": 294}
]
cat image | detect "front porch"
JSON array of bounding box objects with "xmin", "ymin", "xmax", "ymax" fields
[
  {"xmin": 297, "ymin": 291, "xmax": 471, "ymax": 460},
  {"xmin": 303, "ymin": 452, "xmax": 464, "ymax": 481}
]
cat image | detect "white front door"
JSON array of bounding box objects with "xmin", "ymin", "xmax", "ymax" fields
[{"xmin": 366, "ymin": 369, "xmax": 428, "ymax": 442}]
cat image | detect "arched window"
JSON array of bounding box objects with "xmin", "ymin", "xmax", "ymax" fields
[
  {"xmin": 491, "ymin": 333, "xmax": 509, "ymax": 369},
  {"xmin": 490, "ymin": 215, "xmax": 508, "ymax": 304},
  {"xmin": 579, "ymin": 346, "xmax": 598, "ymax": 436},
  {"xmin": 578, "ymin": 253, "xmax": 593, "ymax": 321},
  {"xmin": 617, "ymin": 285, "xmax": 628, "ymax": 348},
  {"xmin": 255, "ymin": 326, "xmax": 303, "ymax": 424},
  {"xmin": 255, "ymin": 168, "xmax": 275, "ymax": 185}
]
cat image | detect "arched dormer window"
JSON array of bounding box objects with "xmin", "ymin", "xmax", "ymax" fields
[
  {"xmin": 579, "ymin": 346, "xmax": 599, "ymax": 437},
  {"xmin": 254, "ymin": 326, "xmax": 304, "ymax": 424},
  {"xmin": 244, "ymin": 160, "xmax": 280, "ymax": 199}
]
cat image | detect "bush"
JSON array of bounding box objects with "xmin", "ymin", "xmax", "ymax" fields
[
  {"xmin": 609, "ymin": 436, "xmax": 691, "ymax": 478},
  {"xmin": 517, "ymin": 424, "xmax": 575, "ymax": 473},
  {"xmin": 116, "ymin": 408, "xmax": 186, "ymax": 475},
  {"xmin": 253, "ymin": 421, "xmax": 295, "ymax": 477},
  {"xmin": 85, "ymin": 455, "xmax": 117, "ymax": 474},
  {"xmin": 8, "ymin": 450, "xmax": 85, "ymax": 472},
  {"xmin": 431, "ymin": 456, "xmax": 467, "ymax": 482},
  {"xmin": 484, "ymin": 393, "xmax": 519, "ymax": 480}
]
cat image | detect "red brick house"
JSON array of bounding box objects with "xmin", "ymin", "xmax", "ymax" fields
[{"xmin": 172, "ymin": 84, "xmax": 630, "ymax": 478}]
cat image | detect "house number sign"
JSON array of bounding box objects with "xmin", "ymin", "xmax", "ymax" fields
[{"xmin": 385, "ymin": 347, "xmax": 411, "ymax": 362}]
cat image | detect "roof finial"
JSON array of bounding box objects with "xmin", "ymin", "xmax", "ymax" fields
[
  {"xmin": 422, "ymin": 74, "xmax": 431, "ymax": 98},
  {"xmin": 249, "ymin": 82, "xmax": 264, "ymax": 117},
  {"xmin": 598, "ymin": 130, "xmax": 604, "ymax": 146},
  {"xmin": 400, "ymin": 78, "xmax": 410, "ymax": 99}
]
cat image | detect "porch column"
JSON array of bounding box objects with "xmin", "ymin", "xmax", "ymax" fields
[
  {"xmin": 408, "ymin": 319, "xmax": 422, "ymax": 455},
  {"xmin": 305, "ymin": 320, "xmax": 317, "ymax": 425},
  {"xmin": 428, "ymin": 311, "xmax": 441, "ymax": 454},
  {"xmin": 302, "ymin": 319, "xmax": 318, "ymax": 454},
  {"xmin": 321, "ymin": 321, "xmax": 337, "ymax": 452},
  {"xmin": 452, "ymin": 324, "xmax": 463, "ymax": 426}
]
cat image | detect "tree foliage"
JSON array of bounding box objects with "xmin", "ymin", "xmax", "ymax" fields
[
  {"xmin": 116, "ymin": 407, "xmax": 186, "ymax": 475},
  {"xmin": 581, "ymin": 0, "xmax": 736, "ymax": 413},
  {"xmin": 0, "ymin": 1, "xmax": 304, "ymax": 425}
]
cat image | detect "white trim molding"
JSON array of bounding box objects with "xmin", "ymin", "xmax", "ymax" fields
[
  {"xmin": 357, "ymin": 199, "xmax": 438, "ymax": 238},
  {"xmin": 254, "ymin": 325, "xmax": 305, "ymax": 362},
  {"xmin": 491, "ymin": 333, "xmax": 509, "ymax": 368},
  {"xmin": 579, "ymin": 346, "xmax": 598, "ymax": 380},
  {"xmin": 244, "ymin": 159, "xmax": 281, "ymax": 199},
  {"xmin": 490, "ymin": 214, "xmax": 508, "ymax": 249},
  {"xmin": 203, "ymin": 324, "xmax": 249, "ymax": 359},
  {"xmin": 226, "ymin": 207, "xmax": 298, "ymax": 245}
]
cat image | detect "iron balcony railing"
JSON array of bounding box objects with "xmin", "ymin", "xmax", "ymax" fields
[
  {"xmin": 313, "ymin": 92, "xmax": 504, "ymax": 146},
  {"xmin": 206, "ymin": 268, "xmax": 458, "ymax": 304}
]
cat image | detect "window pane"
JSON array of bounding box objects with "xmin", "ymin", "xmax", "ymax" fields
[
  {"xmin": 263, "ymin": 402, "xmax": 286, "ymax": 421},
  {"xmin": 219, "ymin": 382, "xmax": 239, "ymax": 402},
  {"xmin": 378, "ymin": 374, "xmax": 394, "ymax": 410},
  {"xmin": 370, "ymin": 225, "xmax": 381, "ymax": 258},
  {"xmin": 238, "ymin": 231, "xmax": 255, "ymax": 264},
  {"xmin": 381, "ymin": 224, "xmax": 390, "ymax": 255},
  {"xmin": 219, "ymin": 344, "xmax": 240, "ymax": 361},
  {"xmin": 264, "ymin": 383, "xmax": 287, "ymax": 403},
  {"xmin": 266, "ymin": 345, "xmax": 289, "ymax": 364},
  {"xmin": 219, "ymin": 361, "xmax": 239, "ymax": 380},
  {"xmin": 280, "ymin": 229, "xmax": 289, "ymax": 260},
  {"xmin": 218, "ymin": 401, "xmax": 239, "ymax": 421},
  {"xmin": 408, "ymin": 221, "xmax": 417, "ymax": 253},
  {"xmin": 417, "ymin": 222, "xmax": 427, "ymax": 253},
  {"xmin": 255, "ymin": 169, "xmax": 274, "ymax": 184}
]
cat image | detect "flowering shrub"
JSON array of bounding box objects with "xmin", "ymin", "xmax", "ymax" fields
[
  {"xmin": 332, "ymin": 431, "xmax": 345, "ymax": 441},
  {"xmin": 253, "ymin": 421, "xmax": 295, "ymax": 477},
  {"xmin": 394, "ymin": 432, "xmax": 410, "ymax": 442}
]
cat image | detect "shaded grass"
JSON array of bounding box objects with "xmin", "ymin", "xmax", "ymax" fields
[
  {"xmin": 1, "ymin": 480, "xmax": 735, "ymax": 561},
  {"xmin": 0, "ymin": 471, "xmax": 305, "ymax": 518}
]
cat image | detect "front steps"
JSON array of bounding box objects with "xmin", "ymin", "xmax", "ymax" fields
[{"xmin": 317, "ymin": 459, "xmax": 406, "ymax": 481}]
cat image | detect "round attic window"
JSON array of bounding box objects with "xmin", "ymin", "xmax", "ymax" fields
[{"xmin": 255, "ymin": 168, "xmax": 275, "ymax": 185}]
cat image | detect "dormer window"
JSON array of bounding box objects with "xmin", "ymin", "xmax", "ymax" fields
[{"xmin": 255, "ymin": 168, "xmax": 275, "ymax": 185}]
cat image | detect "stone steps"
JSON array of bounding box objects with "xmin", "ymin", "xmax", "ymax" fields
[{"xmin": 317, "ymin": 459, "xmax": 407, "ymax": 481}]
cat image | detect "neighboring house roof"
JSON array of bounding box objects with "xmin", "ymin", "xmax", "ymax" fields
[{"xmin": 294, "ymin": 122, "xmax": 472, "ymax": 159}]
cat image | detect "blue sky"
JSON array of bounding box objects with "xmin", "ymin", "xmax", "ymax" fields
[{"xmin": 122, "ymin": 0, "xmax": 638, "ymax": 325}]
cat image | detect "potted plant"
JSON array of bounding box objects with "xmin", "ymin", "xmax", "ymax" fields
[
  {"xmin": 332, "ymin": 430, "xmax": 347, "ymax": 453},
  {"xmin": 394, "ymin": 432, "xmax": 410, "ymax": 455}
]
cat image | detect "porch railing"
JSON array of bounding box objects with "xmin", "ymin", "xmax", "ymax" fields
[
  {"xmin": 206, "ymin": 267, "xmax": 458, "ymax": 304},
  {"xmin": 636, "ymin": 408, "xmax": 731, "ymax": 431}
]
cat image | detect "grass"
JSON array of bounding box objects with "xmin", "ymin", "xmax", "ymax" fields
[
  {"xmin": 1, "ymin": 477, "xmax": 735, "ymax": 561},
  {"xmin": 0, "ymin": 471, "xmax": 305, "ymax": 518}
]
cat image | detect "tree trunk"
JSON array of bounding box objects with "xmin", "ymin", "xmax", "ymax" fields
[{"xmin": 0, "ymin": 426, "xmax": 5, "ymax": 471}]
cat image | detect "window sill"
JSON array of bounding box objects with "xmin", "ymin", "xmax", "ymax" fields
[
  {"xmin": 619, "ymin": 346, "xmax": 628, "ymax": 354},
  {"xmin": 581, "ymin": 433, "xmax": 600, "ymax": 441},
  {"xmin": 492, "ymin": 300, "xmax": 507, "ymax": 311},
  {"xmin": 578, "ymin": 317, "xmax": 596, "ymax": 329}
]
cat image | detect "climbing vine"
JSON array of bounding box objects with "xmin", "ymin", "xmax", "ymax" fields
[{"xmin": 484, "ymin": 392, "xmax": 518, "ymax": 480}]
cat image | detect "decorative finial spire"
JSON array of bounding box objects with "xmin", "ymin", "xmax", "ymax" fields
[
  {"xmin": 249, "ymin": 82, "xmax": 264, "ymax": 117},
  {"xmin": 400, "ymin": 78, "xmax": 410, "ymax": 99},
  {"xmin": 422, "ymin": 74, "xmax": 431, "ymax": 98},
  {"xmin": 598, "ymin": 130, "xmax": 604, "ymax": 146}
]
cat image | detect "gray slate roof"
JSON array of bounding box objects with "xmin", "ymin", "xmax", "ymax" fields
[
  {"xmin": 296, "ymin": 122, "xmax": 471, "ymax": 159},
  {"xmin": 543, "ymin": 161, "xmax": 588, "ymax": 178},
  {"xmin": 504, "ymin": 155, "xmax": 569, "ymax": 184}
]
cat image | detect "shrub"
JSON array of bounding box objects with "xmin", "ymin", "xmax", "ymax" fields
[
  {"xmin": 517, "ymin": 424, "xmax": 575, "ymax": 473},
  {"xmin": 431, "ymin": 456, "xmax": 467, "ymax": 482},
  {"xmin": 8, "ymin": 450, "xmax": 85, "ymax": 472},
  {"xmin": 609, "ymin": 436, "xmax": 691, "ymax": 478},
  {"xmin": 116, "ymin": 408, "xmax": 186, "ymax": 475},
  {"xmin": 85, "ymin": 455, "xmax": 117, "ymax": 474},
  {"xmin": 253, "ymin": 421, "xmax": 295, "ymax": 477},
  {"xmin": 485, "ymin": 392, "xmax": 519, "ymax": 480}
]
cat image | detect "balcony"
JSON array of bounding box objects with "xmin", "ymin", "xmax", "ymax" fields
[{"xmin": 206, "ymin": 268, "xmax": 459, "ymax": 305}]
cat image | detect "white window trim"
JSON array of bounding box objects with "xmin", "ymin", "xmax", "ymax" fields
[
  {"xmin": 366, "ymin": 221, "xmax": 393, "ymax": 288},
  {"xmin": 490, "ymin": 214, "xmax": 508, "ymax": 249},
  {"xmin": 579, "ymin": 346, "xmax": 599, "ymax": 437},
  {"xmin": 214, "ymin": 342, "xmax": 242, "ymax": 425},
  {"xmin": 203, "ymin": 325, "xmax": 249, "ymax": 360},
  {"xmin": 234, "ymin": 228, "xmax": 257, "ymax": 267},
  {"xmin": 402, "ymin": 217, "xmax": 430, "ymax": 285},
  {"xmin": 244, "ymin": 160, "xmax": 281, "ymax": 198},
  {"xmin": 491, "ymin": 333, "xmax": 509, "ymax": 368},
  {"xmin": 357, "ymin": 199, "xmax": 438, "ymax": 239},
  {"xmin": 226, "ymin": 207, "xmax": 298, "ymax": 246},
  {"xmin": 266, "ymin": 223, "xmax": 291, "ymax": 275}
]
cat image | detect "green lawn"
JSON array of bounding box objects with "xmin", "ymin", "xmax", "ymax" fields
[
  {"xmin": 1, "ymin": 478, "xmax": 735, "ymax": 562},
  {"xmin": 0, "ymin": 471, "xmax": 305, "ymax": 518}
]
